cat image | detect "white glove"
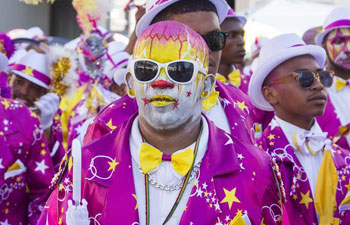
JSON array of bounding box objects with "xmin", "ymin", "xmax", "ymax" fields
[
  {"xmin": 34, "ymin": 93, "xmax": 60, "ymax": 130},
  {"xmin": 66, "ymin": 199, "xmax": 90, "ymax": 225}
]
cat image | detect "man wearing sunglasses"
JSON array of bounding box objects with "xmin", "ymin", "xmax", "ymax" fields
[
  {"xmin": 315, "ymin": 8, "xmax": 350, "ymax": 151},
  {"xmin": 217, "ymin": 8, "xmax": 248, "ymax": 91},
  {"xmin": 84, "ymin": 0, "xmax": 257, "ymax": 148},
  {"xmin": 40, "ymin": 20, "xmax": 281, "ymax": 225},
  {"xmin": 249, "ymin": 33, "xmax": 350, "ymax": 224}
]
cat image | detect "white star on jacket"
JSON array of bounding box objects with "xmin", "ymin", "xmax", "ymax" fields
[{"xmin": 35, "ymin": 159, "xmax": 48, "ymax": 174}]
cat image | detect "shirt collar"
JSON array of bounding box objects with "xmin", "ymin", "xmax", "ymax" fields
[{"xmin": 274, "ymin": 116, "xmax": 324, "ymax": 150}]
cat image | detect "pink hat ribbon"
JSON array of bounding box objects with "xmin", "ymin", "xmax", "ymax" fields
[
  {"xmin": 149, "ymin": 0, "xmax": 170, "ymax": 10},
  {"xmin": 325, "ymin": 19, "xmax": 350, "ymax": 31},
  {"xmin": 11, "ymin": 64, "xmax": 51, "ymax": 86}
]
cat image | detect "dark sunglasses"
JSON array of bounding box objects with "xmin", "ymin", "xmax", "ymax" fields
[
  {"xmin": 131, "ymin": 59, "xmax": 207, "ymax": 84},
  {"xmin": 201, "ymin": 31, "xmax": 227, "ymax": 52},
  {"xmin": 268, "ymin": 70, "xmax": 334, "ymax": 88}
]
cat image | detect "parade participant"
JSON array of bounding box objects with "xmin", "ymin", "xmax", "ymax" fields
[
  {"xmin": 85, "ymin": 0, "xmax": 258, "ymax": 146},
  {"xmin": 250, "ymin": 33, "xmax": 350, "ymax": 224},
  {"xmin": 0, "ymin": 33, "xmax": 55, "ymax": 225},
  {"xmin": 8, "ymin": 49, "xmax": 64, "ymax": 169},
  {"xmin": 217, "ymin": 8, "xmax": 249, "ymax": 92},
  {"xmin": 314, "ymin": 8, "xmax": 350, "ymax": 150},
  {"xmin": 40, "ymin": 20, "xmax": 282, "ymax": 225}
]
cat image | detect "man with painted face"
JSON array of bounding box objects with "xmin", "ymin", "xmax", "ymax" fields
[
  {"xmin": 84, "ymin": 0, "xmax": 257, "ymax": 147},
  {"xmin": 315, "ymin": 8, "xmax": 350, "ymax": 150},
  {"xmin": 250, "ymin": 33, "xmax": 350, "ymax": 224},
  {"xmin": 39, "ymin": 21, "xmax": 281, "ymax": 225}
]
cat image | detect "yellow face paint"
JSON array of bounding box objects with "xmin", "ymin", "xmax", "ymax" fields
[{"xmin": 326, "ymin": 28, "xmax": 350, "ymax": 70}]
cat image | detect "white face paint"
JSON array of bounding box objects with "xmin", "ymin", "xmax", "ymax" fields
[
  {"xmin": 133, "ymin": 72, "xmax": 205, "ymax": 130},
  {"xmin": 129, "ymin": 21, "xmax": 211, "ymax": 130}
]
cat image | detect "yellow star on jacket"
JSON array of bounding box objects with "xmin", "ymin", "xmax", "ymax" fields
[
  {"xmin": 299, "ymin": 190, "xmax": 313, "ymax": 209},
  {"xmin": 220, "ymin": 187, "xmax": 241, "ymax": 210},
  {"xmin": 108, "ymin": 158, "xmax": 119, "ymax": 171},
  {"xmin": 106, "ymin": 119, "xmax": 117, "ymax": 130},
  {"xmin": 139, "ymin": 143, "xmax": 194, "ymax": 176}
]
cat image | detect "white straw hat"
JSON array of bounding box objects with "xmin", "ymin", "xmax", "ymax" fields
[
  {"xmin": 226, "ymin": 8, "xmax": 246, "ymax": 25},
  {"xmin": 249, "ymin": 33, "xmax": 326, "ymax": 111},
  {"xmin": 315, "ymin": 8, "xmax": 350, "ymax": 46},
  {"xmin": 136, "ymin": 0, "xmax": 229, "ymax": 36},
  {"xmin": 10, "ymin": 49, "xmax": 51, "ymax": 89}
]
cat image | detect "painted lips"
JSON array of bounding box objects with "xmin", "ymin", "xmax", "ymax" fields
[{"xmin": 149, "ymin": 95, "xmax": 175, "ymax": 106}]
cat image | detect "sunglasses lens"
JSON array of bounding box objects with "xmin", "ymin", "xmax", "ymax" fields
[
  {"xmin": 134, "ymin": 60, "xmax": 158, "ymax": 82},
  {"xmin": 202, "ymin": 31, "xmax": 226, "ymax": 52},
  {"xmin": 298, "ymin": 71, "xmax": 315, "ymax": 88},
  {"xmin": 168, "ymin": 61, "xmax": 195, "ymax": 83},
  {"xmin": 319, "ymin": 71, "xmax": 334, "ymax": 87}
]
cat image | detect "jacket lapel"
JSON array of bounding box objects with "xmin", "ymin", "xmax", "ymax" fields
[
  {"xmin": 82, "ymin": 114, "xmax": 139, "ymax": 224},
  {"xmin": 215, "ymin": 81, "xmax": 255, "ymax": 144},
  {"xmin": 261, "ymin": 121, "xmax": 318, "ymax": 224},
  {"xmin": 180, "ymin": 117, "xmax": 240, "ymax": 224}
]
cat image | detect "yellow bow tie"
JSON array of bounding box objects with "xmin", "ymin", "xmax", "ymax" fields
[
  {"xmin": 335, "ymin": 78, "xmax": 350, "ymax": 91},
  {"xmin": 216, "ymin": 70, "xmax": 242, "ymax": 87},
  {"xmin": 139, "ymin": 143, "xmax": 194, "ymax": 176}
]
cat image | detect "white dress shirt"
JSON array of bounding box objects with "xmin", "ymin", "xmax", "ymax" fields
[
  {"xmin": 129, "ymin": 116, "xmax": 209, "ymax": 225},
  {"xmin": 327, "ymin": 76, "xmax": 350, "ymax": 146},
  {"xmin": 205, "ymin": 100, "xmax": 231, "ymax": 134},
  {"xmin": 275, "ymin": 117, "xmax": 325, "ymax": 199}
]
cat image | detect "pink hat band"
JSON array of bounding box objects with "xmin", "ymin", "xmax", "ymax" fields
[
  {"xmin": 11, "ymin": 64, "xmax": 51, "ymax": 86},
  {"xmin": 325, "ymin": 19, "xmax": 350, "ymax": 31}
]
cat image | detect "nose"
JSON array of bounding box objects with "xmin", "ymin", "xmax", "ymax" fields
[
  {"xmin": 310, "ymin": 76, "xmax": 324, "ymax": 91},
  {"xmin": 236, "ymin": 35, "xmax": 245, "ymax": 47}
]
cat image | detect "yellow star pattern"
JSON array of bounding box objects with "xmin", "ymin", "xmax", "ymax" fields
[
  {"xmin": 220, "ymin": 187, "xmax": 241, "ymax": 210},
  {"xmin": 40, "ymin": 149, "xmax": 46, "ymax": 156},
  {"xmin": 23, "ymin": 66, "xmax": 34, "ymax": 76},
  {"xmin": 1, "ymin": 99, "xmax": 9, "ymax": 110},
  {"xmin": 108, "ymin": 158, "xmax": 119, "ymax": 172},
  {"xmin": 267, "ymin": 134, "xmax": 275, "ymax": 140},
  {"xmin": 236, "ymin": 101, "xmax": 248, "ymax": 111},
  {"xmin": 299, "ymin": 190, "xmax": 313, "ymax": 209},
  {"xmin": 345, "ymin": 179, "xmax": 350, "ymax": 192},
  {"xmin": 106, "ymin": 119, "xmax": 117, "ymax": 131}
]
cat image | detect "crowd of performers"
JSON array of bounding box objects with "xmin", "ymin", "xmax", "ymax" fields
[{"xmin": 0, "ymin": 0, "xmax": 350, "ymax": 224}]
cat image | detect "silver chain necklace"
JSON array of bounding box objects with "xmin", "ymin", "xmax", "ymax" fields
[{"xmin": 140, "ymin": 161, "xmax": 201, "ymax": 192}]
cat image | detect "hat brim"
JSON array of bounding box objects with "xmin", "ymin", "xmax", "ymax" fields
[
  {"xmin": 11, "ymin": 70, "xmax": 49, "ymax": 89},
  {"xmin": 248, "ymin": 45, "xmax": 326, "ymax": 111},
  {"xmin": 315, "ymin": 25, "xmax": 350, "ymax": 46},
  {"xmin": 227, "ymin": 15, "xmax": 247, "ymax": 26},
  {"xmin": 136, "ymin": 0, "xmax": 229, "ymax": 36}
]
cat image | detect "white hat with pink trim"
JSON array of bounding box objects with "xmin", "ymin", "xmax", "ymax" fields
[
  {"xmin": 249, "ymin": 33, "xmax": 326, "ymax": 111},
  {"xmin": 226, "ymin": 8, "xmax": 246, "ymax": 25},
  {"xmin": 10, "ymin": 49, "xmax": 51, "ymax": 89},
  {"xmin": 315, "ymin": 8, "xmax": 350, "ymax": 46},
  {"xmin": 136, "ymin": 0, "xmax": 230, "ymax": 36}
]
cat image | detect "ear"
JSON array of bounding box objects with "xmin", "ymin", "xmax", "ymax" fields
[
  {"xmin": 262, "ymin": 85, "xmax": 279, "ymax": 107},
  {"xmin": 125, "ymin": 72, "xmax": 135, "ymax": 98},
  {"xmin": 201, "ymin": 74, "xmax": 216, "ymax": 99}
]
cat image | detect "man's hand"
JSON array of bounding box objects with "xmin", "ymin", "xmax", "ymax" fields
[{"xmin": 34, "ymin": 93, "xmax": 60, "ymax": 130}]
